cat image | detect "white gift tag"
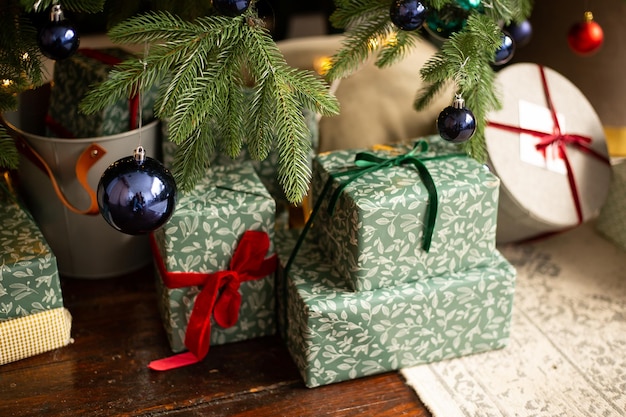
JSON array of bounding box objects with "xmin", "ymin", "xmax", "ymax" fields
[{"xmin": 518, "ymin": 100, "xmax": 567, "ymax": 175}]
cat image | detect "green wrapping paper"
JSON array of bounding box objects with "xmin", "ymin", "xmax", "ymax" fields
[
  {"xmin": 596, "ymin": 161, "xmax": 626, "ymax": 251},
  {"xmin": 47, "ymin": 48, "xmax": 158, "ymax": 138},
  {"xmin": 276, "ymin": 228, "xmax": 516, "ymax": 388},
  {"xmin": 310, "ymin": 136, "xmax": 501, "ymax": 291},
  {"xmin": 0, "ymin": 185, "xmax": 64, "ymax": 321},
  {"xmin": 152, "ymin": 162, "xmax": 277, "ymax": 352}
]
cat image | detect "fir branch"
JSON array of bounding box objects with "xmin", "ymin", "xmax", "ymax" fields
[
  {"xmin": 375, "ymin": 28, "xmax": 423, "ymax": 69},
  {"xmin": 330, "ymin": 0, "xmax": 389, "ymax": 29},
  {"xmin": 326, "ymin": 11, "xmax": 394, "ymax": 81},
  {"xmin": 416, "ymin": 13, "xmax": 502, "ymax": 162},
  {"xmin": 19, "ymin": 0, "xmax": 105, "ymax": 13},
  {"xmin": 107, "ymin": 11, "xmax": 207, "ymax": 44},
  {"xmin": 0, "ymin": 127, "xmax": 19, "ymax": 170},
  {"xmin": 82, "ymin": 10, "xmax": 338, "ymax": 203},
  {"xmin": 171, "ymin": 124, "xmax": 218, "ymax": 191}
]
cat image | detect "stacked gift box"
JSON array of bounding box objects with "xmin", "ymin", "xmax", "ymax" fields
[
  {"xmin": 275, "ymin": 135, "xmax": 517, "ymax": 388},
  {"xmin": 0, "ymin": 174, "xmax": 72, "ymax": 365}
]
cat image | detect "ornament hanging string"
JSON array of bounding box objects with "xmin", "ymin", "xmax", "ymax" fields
[{"xmin": 486, "ymin": 65, "xmax": 610, "ymax": 224}]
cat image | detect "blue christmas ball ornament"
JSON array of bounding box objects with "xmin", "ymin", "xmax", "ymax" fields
[
  {"xmin": 98, "ymin": 147, "xmax": 177, "ymax": 235},
  {"xmin": 494, "ymin": 32, "xmax": 515, "ymax": 66},
  {"xmin": 37, "ymin": 5, "xmax": 79, "ymax": 60},
  {"xmin": 504, "ymin": 19, "xmax": 533, "ymax": 48},
  {"xmin": 390, "ymin": 0, "xmax": 428, "ymax": 31},
  {"xmin": 212, "ymin": 0, "xmax": 251, "ymax": 17},
  {"xmin": 437, "ymin": 95, "xmax": 476, "ymax": 143}
]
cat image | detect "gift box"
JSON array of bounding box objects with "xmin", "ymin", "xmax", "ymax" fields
[
  {"xmin": 47, "ymin": 48, "xmax": 158, "ymax": 138},
  {"xmin": 0, "ymin": 185, "xmax": 64, "ymax": 320},
  {"xmin": 276, "ymin": 228, "xmax": 516, "ymax": 388},
  {"xmin": 485, "ymin": 63, "xmax": 612, "ymax": 243},
  {"xmin": 596, "ymin": 160, "xmax": 626, "ymax": 251},
  {"xmin": 1, "ymin": 307, "xmax": 73, "ymax": 365},
  {"xmin": 310, "ymin": 136, "xmax": 500, "ymax": 291},
  {"xmin": 150, "ymin": 162, "xmax": 277, "ymax": 369}
]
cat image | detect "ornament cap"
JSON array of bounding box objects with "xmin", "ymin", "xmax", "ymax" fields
[
  {"xmin": 584, "ymin": 11, "xmax": 594, "ymax": 22},
  {"xmin": 50, "ymin": 4, "xmax": 64, "ymax": 22},
  {"xmin": 453, "ymin": 94, "xmax": 465, "ymax": 109},
  {"xmin": 134, "ymin": 146, "xmax": 146, "ymax": 164}
]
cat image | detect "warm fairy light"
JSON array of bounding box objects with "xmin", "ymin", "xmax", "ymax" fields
[
  {"xmin": 21, "ymin": 52, "xmax": 29, "ymax": 60},
  {"xmin": 367, "ymin": 37, "xmax": 380, "ymax": 50},
  {"xmin": 385, "ymin": 33, "xmax": 398, "ymax": 47},
  {"xmin": 2, "ymin": 79, "xmax": 12, "ymax": 87},
  {"xmin": 313, "ymin": 56, "xmax": 333, "ymax": 76}
]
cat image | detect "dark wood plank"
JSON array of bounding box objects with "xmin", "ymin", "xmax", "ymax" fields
[{"xmin": 0, "ymin": 265, "xmax": 431, "ymax": 417}]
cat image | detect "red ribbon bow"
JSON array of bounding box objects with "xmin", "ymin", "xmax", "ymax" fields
[
  {"xmin": 487, "ymin": 65, "xmax": 609, "ymax": 224},
  {"xmin": 148, "ymin": 230, "xmax": 277, "ymax": 371}
]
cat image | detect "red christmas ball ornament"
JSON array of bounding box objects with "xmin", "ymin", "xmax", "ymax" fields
[{"xmin": 567, "ymin": 11, "xmax": 604, "ymax": 56}]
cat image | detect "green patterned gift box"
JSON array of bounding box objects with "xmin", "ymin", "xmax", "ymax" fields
[
  {"xmin": 47, "ymin": 48, "xmax": 158, "ymax": 138},
  {"xmin": 310, "ymin": 135, "xmax": 500, "ymax": 291},
  {"xmin": 276, "ymin": 228, "xmax": 516, "ymax": 388},
  {"xmin": 0, "ymin": 186, "xmax": 64, "ymax": 321},
  {"xmin": 596, "ymin": 160, "xmax": 626, "ymax": 251},
  {"xmin": 152, "ymin": 162, "xmax": 277, "ymax": 355}
]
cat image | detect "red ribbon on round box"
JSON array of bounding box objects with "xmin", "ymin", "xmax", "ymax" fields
[{"xmin": 486, "ymin": 63, "xmax": 612, "ymax": 243}]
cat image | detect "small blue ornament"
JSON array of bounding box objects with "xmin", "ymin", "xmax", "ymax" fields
[
  {"xmin": 437, "ymin": 95, "xmax": 476, "ymax": 143},
  {"xmin": 390, "ymin": 0, "xmax": 428, "ymax": 31},
  {"xmin": 37, "ymin": 5, "xmax": 79, "ymax": 60},
  {"xmin": 504, "ymin": 19, "xmax": 533, "ymax": 48},
  {"xmin": 494, "ymin": 32, "xmax": 515, "ymax": 66},
  {"xmin": 212, "ymin": 0, "xmax": 251, "ymax": 17},
  {"xmin": 98, "ymin": 147, "xmax": 177, "ymax": 235}
]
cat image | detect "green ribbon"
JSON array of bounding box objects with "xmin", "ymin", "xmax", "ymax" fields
[{"xmin": 284, "ymin": 140, "xmax": 464, "ymax": 276}]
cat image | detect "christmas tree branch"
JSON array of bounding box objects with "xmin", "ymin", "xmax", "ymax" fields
[{"xmin": 80, "ymin": 11, "xmax": 339, "ymax": 203}]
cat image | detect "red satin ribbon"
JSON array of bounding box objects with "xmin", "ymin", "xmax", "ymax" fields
[
  {"xmin": 148, "ymin": 230, "xmax": 277, "ymax": 371},
  {"xmin": 487, "ymin": 65, "xmax": 609, "ymax": 224}
]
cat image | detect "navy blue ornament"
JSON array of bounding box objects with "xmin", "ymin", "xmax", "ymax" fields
[
  {"xmin": 390, "ymin": 0, "xmax": 428, "ymax": 31},
  {"xmin": 437, "ymin": 95, "xmax": 476, "ymax": 143},
  {"xmin": 98, "ymin": 147, "xmax": 177, "ymax": 235},
  {"xmin": 504, "ymin": 19, "xmax": 532, "ymax": 48},
  {"xmin": 494, "ymin": 32, "xmax": 515, "ymax": 66},
  {"xmin": 37, "ymin": 5, "xmax": 80, "ymax": 60},
  {"xmin": 212, "ymin": 0, "xmax": 251, "ymax": 17}
]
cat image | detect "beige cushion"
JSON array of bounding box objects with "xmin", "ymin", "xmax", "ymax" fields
[{"xmin": 278, "ymin": 35, "xmax": 453, "ymax": 152}]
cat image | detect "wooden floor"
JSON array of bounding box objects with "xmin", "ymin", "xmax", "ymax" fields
[{"xmin": 0, "ymin": 264, "xmax": 432, "ymax": 417}]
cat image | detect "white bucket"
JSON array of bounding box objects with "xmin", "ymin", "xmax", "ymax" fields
[{"xmin": 2, "ymin": 85, "xmax": 160, "ymax": 278}]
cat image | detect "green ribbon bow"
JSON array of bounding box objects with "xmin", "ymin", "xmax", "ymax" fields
[{"xmin": 284, "ymin": 140, "xmax": 464, "ymax": 276}]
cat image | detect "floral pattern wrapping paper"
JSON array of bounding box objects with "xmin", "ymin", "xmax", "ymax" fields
[
  {"xmin": 152, "ymin": 162, "xmax": 277, "ymax": 353},
  {"xmin": 276, "ymin": 228, "xmax": 517, "ymax": 388},
  {"xmin": 0, "ymin": 193, "xmax": 63, "ymax": 321},
  {"xmin": 310, "ymin": 136, "xmax": 501, "ymax": 291}
]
